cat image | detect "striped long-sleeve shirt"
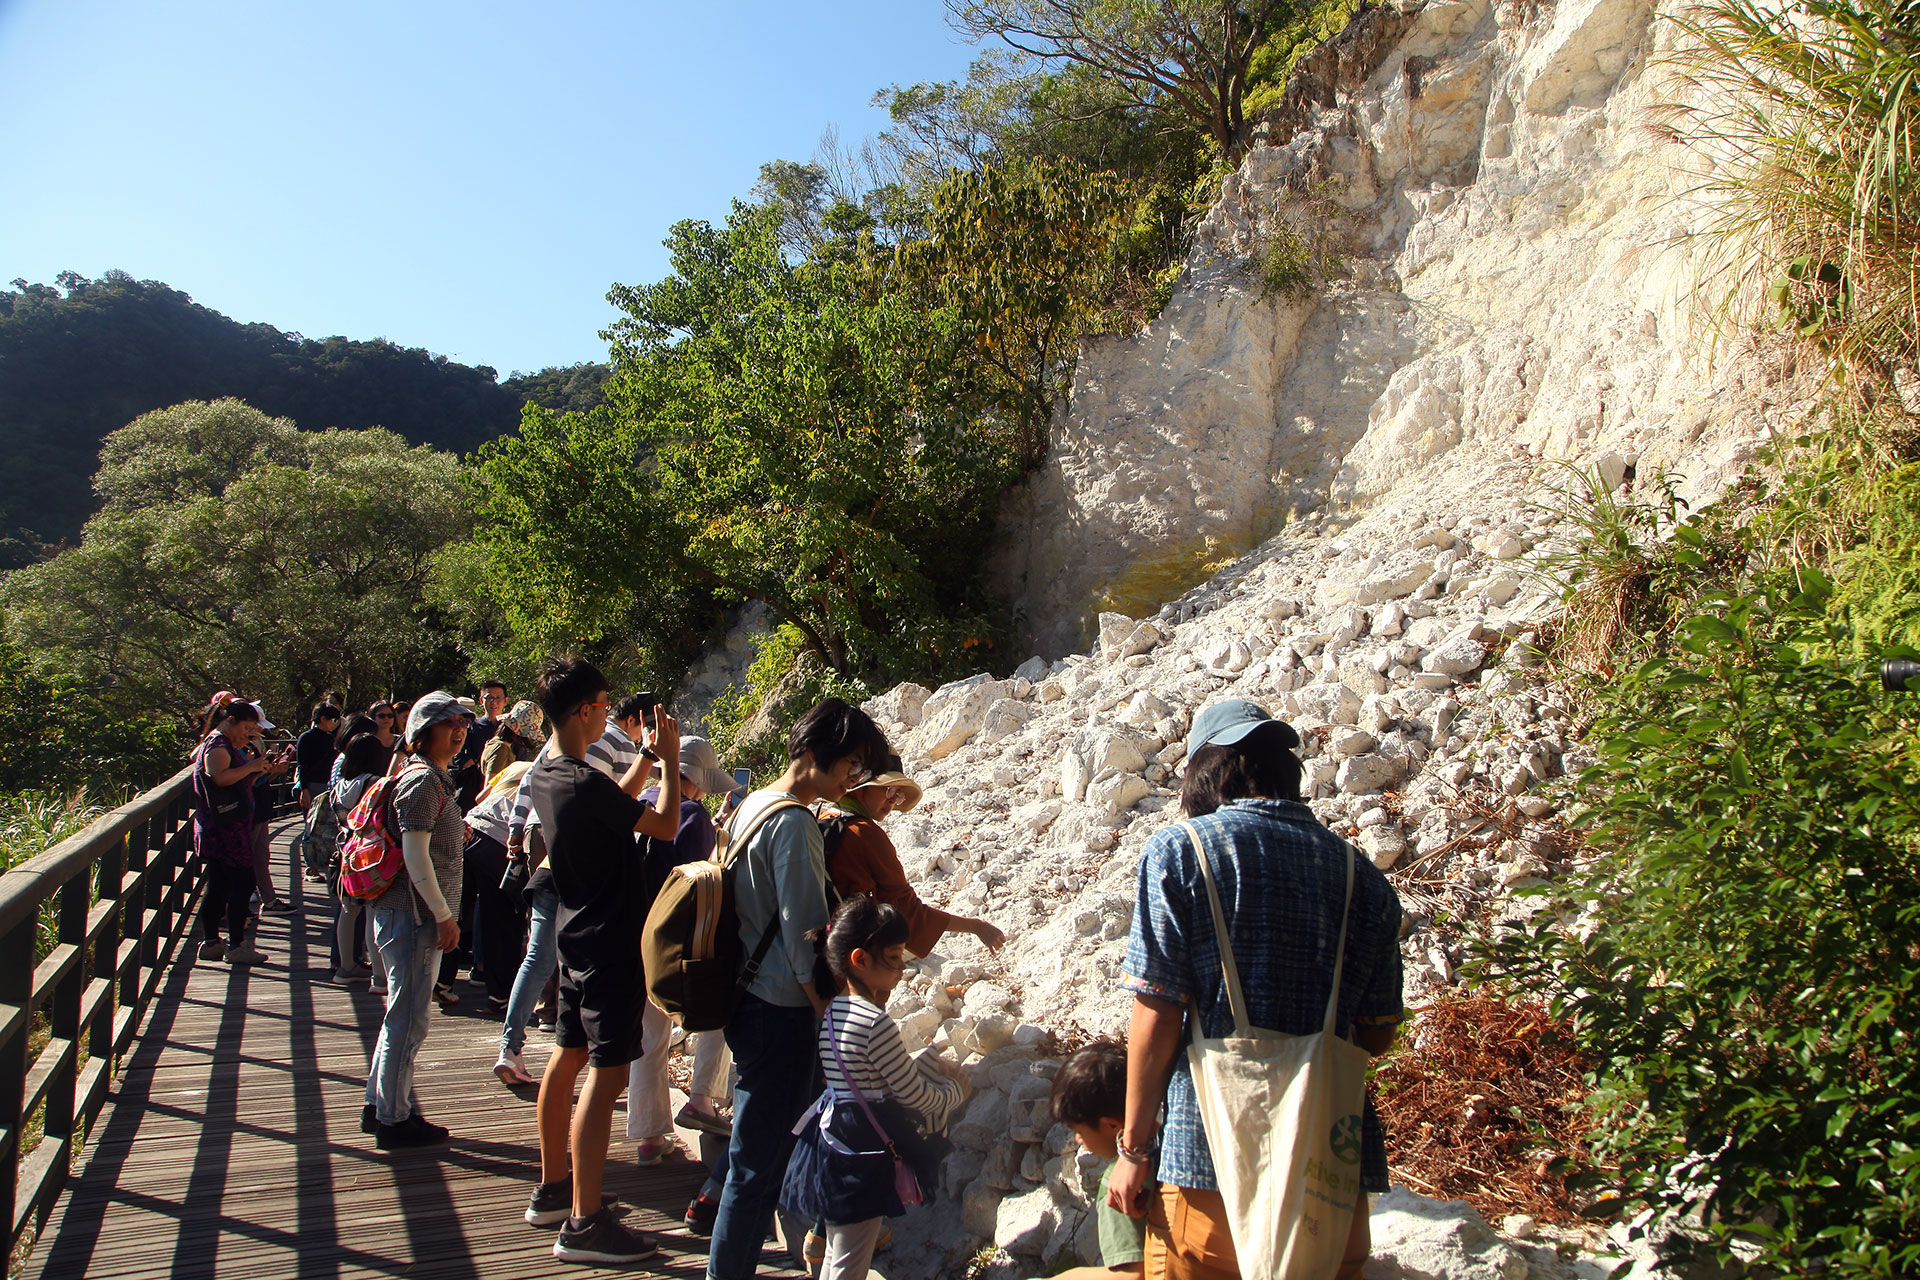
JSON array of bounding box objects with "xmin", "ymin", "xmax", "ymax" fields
[
  {"xmin": 506, "ymin": 742, "xmax": 556, "ymax": 848},
  {"xmin": 584, "ymin": 723, "xmax": 641, "ymax": 782},
  {"xmin": 819, "ymin": 994, "xmax": 964, "ymax": 1130}
]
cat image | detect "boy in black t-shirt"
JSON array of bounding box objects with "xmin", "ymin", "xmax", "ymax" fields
[{"xmin": 524, "ymin": 657, "xmax": 684, "ymax": 1265}]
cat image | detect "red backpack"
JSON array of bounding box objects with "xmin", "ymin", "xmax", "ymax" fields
[{"xmin": 339, "ymin": 764, "xmax": 429, "ymax": 901}]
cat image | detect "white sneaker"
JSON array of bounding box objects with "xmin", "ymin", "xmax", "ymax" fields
[
  {"xmin": 197, "ymin": 939, "xmax": 227, "ymax": 961},
  {"xmin": 492, "ymin": 1049, "xmax": 534, "ymax": 1085},
  {"xmin": 333, "ymin": 964, "xmax": 370, "ymax": 984},
  {"xmin": 226, "ymin": 943, "xmax": 268, "ymax": 965}
]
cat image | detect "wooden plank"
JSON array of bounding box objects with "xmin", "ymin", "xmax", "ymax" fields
[{"xmin": 21, "ymin": 825, "xmax": 814, "ymax": 1280}]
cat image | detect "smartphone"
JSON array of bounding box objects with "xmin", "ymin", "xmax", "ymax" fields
[
  {"xmin": 732, "ymin": 768, "xmax": 751, "ymax": 791},
  {"xmin": 635, "ymin": 691, "xmax": 659, "ymax": 718}
]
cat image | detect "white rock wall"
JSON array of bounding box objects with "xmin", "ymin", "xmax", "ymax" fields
[{"xmin": 995, "ymin": 0, "xmax": 1802, "ymax": 658}]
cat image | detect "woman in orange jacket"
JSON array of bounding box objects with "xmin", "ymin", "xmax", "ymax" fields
[{"xmin": 822, "ymin": 755, "xmax": 1004, "ymax": 956}]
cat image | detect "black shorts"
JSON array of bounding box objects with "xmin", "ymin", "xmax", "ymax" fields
[{"xmin": 554, "ymin": 952, "xmax": 648, "ymax": 1068}]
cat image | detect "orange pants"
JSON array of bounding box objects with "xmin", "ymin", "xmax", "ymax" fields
[{"xmin": 1143, "ymin": 1184, "xmax": 1370, "ymax": 1280}]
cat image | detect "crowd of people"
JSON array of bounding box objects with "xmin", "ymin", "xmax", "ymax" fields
[{"xmin": 186, "ymin": 666, "xmax": 1402, "ymax": 1279}]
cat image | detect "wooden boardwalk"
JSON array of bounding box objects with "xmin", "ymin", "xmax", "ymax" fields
[{"xmin": 24, "ymin": 821, "xmax": 806, "ymax": 1279}]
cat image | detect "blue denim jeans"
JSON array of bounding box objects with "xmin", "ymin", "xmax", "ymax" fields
[
  {"xmin": 500, "ymin": 884, "xmax": 558, "ymax": 1057},
  {"xmin": 364, "ymin": 904, "xmax": 439, "ymax": 1125},
  {"xmin": 707, "ymin": 994, "xmax": 820, "ymax": 1280}
]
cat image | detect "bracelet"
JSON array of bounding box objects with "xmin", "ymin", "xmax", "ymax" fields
[{"xmin": 1116, "ymin": 1131, "xmax": 1155, "ymax": 1165}]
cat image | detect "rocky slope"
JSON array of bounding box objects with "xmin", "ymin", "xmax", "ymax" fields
[
  {"xmin": 993, "ymin": 0, "xmax": 1801, "ymax": 659},
  {"xmin": 813, "ymin": 0, "xmax": 1814, "ymax": 1274}
]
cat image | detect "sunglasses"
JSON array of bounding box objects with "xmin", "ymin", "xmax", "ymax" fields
[{"xmin": 374, "ymin": 711, "xmax": 394, "ymax": 720}]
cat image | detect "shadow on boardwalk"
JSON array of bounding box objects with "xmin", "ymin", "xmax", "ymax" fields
[{"xmin": 27, "ymin": 824, "xmax": 804, "ymax": 1279}]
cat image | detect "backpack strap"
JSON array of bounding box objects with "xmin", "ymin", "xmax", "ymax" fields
[{"xmin": 725, "ymin": 798, "xmax": 809, "ymax": 993}]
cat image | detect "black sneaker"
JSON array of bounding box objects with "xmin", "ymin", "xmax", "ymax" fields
[
  {"xmin": 553, "ymin": 1209, "xmax": 658, "ymax": 1264},
  {"xmin": 683, "ymin": 1193, "xmax": 719, "ymax": 1236},
  {"xmin": 260, "ymin": 899, "xmax": 301, "ymax": 915},
  {"xmin": 525, "ymin": 1180, "xmax": 620, "ymax": 1228},
  {"xmin": 375, "ymin": 1113, "xmax": 449, "ymax": 1149},
  {"xmin": 361, "ymin": 1105, "xmax": 377, "ymax": 1135}
]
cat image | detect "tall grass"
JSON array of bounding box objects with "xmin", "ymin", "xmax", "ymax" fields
[
  {"xmin": 0, "ymin": 789, "xmax": 108, "ymax": 961},
  {"xmin": 1661, "ymin": 0, "xmax": 1919, "ymax": 388}
]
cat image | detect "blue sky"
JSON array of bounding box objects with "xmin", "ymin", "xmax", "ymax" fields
[{"xmin": 0, "ymin": 0, "xmax": 982, "ymax": 374}]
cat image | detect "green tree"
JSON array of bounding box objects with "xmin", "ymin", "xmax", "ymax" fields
[
  {"xmin": 897, "ymin": 158, "xmax": 1131, "ymax": 469},
  {"xmin": 0, "ymin": 638, "xmax": 175, "ymax": 795},
  {"xmin": 944, "ymin": 0, "xmax": 1310, "ymax": 158},
  {"xmin": 1, "ymin": 399, "xmax": 470, "ymax": 716},
  {"xmin": 466, "ymin": 203, "xmax": 1021, "ymax": 683},
  {"xmin": 0, "ymin": 272, "xmax": 584, "ymax": 562}
]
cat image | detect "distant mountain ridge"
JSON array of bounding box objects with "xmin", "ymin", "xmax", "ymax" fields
[{"xmin": 0, "ymin": 270, "xmax": 607, "ymax": 565}]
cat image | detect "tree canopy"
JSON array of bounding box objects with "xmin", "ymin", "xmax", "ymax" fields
[
  {"xmin": 463, "ymin": 202, "xmax": 1027, "ymax": 685},
  {"xmin": 944, "ymin": 0, "xmax": 1316, "ymax": 157},
  {"xmin": 0, "ymin": 272, "xmax": 604, "ymax": 564},
  {"xmin": 1, "ymin": 399, "xmax": 470, "ymax": 716}
]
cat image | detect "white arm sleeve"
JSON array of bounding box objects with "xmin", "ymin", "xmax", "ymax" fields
[{"xmin": 401, "ymin": 830, "xmax": 453, "ymax": 922}]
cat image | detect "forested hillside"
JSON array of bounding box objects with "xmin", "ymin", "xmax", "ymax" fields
[{"xmin": 0, "ymin": 271, "xmax": 607, "ymax": 563}]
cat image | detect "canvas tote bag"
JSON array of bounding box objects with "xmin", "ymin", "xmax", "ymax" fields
[{"xmin": 1179, "ymin": 819, "xmax": 1371, "ymax": 1279}]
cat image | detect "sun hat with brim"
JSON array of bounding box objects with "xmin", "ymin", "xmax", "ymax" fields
[
  {"xmin": 1185, "ymin": 698, "xmax": 1301, "ymax": 761},
  {"xmin": 849, "ymin": 769, "xmax": 923, "ymax": 813},
  {"xmin": 677, "ymin": 737, "xmax": 740, "ymax": 796},
  {"xmin": 405, "ymin": 691, "xmax": 471, "ymax": 747},
  {"xmin": 248, "ymin": 701, "xmax": 277, "ymax": 732},
  {"xmin": 501, "ymin": 699, "xmax": 544, "ymax": 740}
]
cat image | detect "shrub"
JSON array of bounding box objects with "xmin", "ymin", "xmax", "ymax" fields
[
  {"xmin": 1252, "ymin": 184, "xmax": 1351, "ymax": 301},
  {"xmin": 708, "ymin": 625, "xmax": 875, "ymax": 782},
  {"xmin": 1486, "ymin": 577, "xmax": 1920, "ymax": 1275},
  {"xmin": 1824, "ymin": 461, "xmax": 1920, "ymax": 653},
  {"xmin": 1528, "ymin": 465, "xmax": 1713, "ymax": 675},
  {"xmin": 1372, "ymin": 990, "xmax": 1600, "ymax": 1225},
  {"xmin": 0, "ymin": 640, "xmax": 175, "ymax": 796}
]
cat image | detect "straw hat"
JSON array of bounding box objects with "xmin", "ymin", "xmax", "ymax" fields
[{"xmin": 851, "ymin": 768, "xmax": 922, "ymax": 812}]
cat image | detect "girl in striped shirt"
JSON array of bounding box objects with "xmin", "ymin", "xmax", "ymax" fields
[{"xmin": 782, "ymin": 897, "xmax": 971, "ymax": 1279}]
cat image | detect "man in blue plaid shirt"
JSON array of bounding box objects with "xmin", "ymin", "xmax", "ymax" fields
[{"xmin": 1110, "ymin": 699, "xmax": 1403, "ymax": 1280}]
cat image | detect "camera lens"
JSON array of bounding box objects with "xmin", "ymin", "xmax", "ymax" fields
[{"xmin": 1881, "ymin": 658, "xmax": 1920, "ymax": 691}]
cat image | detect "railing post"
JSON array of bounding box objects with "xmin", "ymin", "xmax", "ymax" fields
[
  {"xmin": 0, "ymin": 914, "xmax": 28, "ymax": 1250},
  {"xmin": 92, "ymin": 828, "xmax": 126, "ymax": 1069},
  {"xmin": 167, "ymin": 789, "xmax": 196, "ymax": 952},
  {"xmin": 148, "ymin": 798, "xmax": 177, "ymax": 961},
  {"xmin": 120, "ymin": 815, "xmax": 149, "ymax": 1037},
  {"xmin": 40, "ymin": 868, "xmax": 89, "ymax": 1211}
]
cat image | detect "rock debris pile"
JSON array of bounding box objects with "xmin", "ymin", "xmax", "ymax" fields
[{"xmin": 858, "ymin": 466, "xmax": 1630, "ymax": 1279}]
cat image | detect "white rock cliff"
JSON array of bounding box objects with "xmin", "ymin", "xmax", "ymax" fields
[{"xmin": 994, "ymin": 0, "xmax": 1801, "ymax": 657}]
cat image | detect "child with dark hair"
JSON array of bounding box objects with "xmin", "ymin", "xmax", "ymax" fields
[
  {"xmin": 780, "ymin": 896, "xmax": 970, "ymax": 1279},
  {"xmin": 1048, "ymin": 1038, "xmax": 1145, "ymax": 1278}
]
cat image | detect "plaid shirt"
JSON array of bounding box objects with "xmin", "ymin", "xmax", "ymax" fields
[{"xmin": 1121, "ymin": 798, "xmax": 1404, "ymax": 1190}]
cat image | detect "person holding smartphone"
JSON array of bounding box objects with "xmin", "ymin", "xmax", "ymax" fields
[{"xmin": 623, "ymin": 734, "xmax": 745, "ymax": 1163}]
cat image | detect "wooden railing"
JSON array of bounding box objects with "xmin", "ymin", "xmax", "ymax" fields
[{"xmin": 0, "ymin": 766, "xmax": 198, "ymax": 1258}]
